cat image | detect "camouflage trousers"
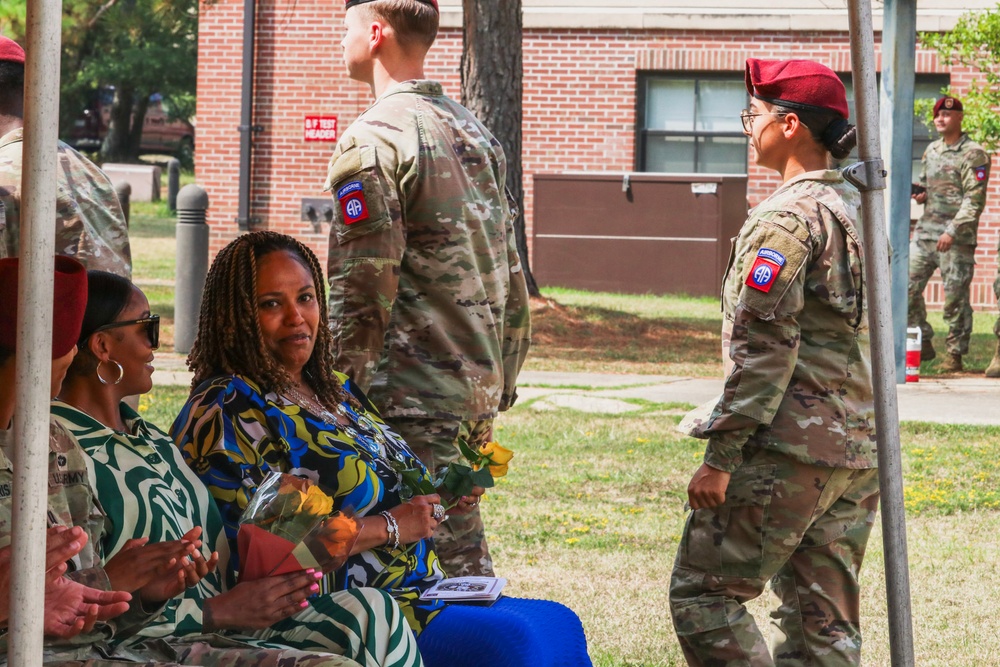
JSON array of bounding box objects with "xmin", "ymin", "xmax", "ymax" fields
[
  {"xmin": 34, "ymin": 634, "xmax": 362, "ymax": 667},
  {"xmin": 390, "ymin": 417, "xmax": 495, "ymax": 577},
  {"xmin": 908, "ymin": 239, "xmax": 976, "ymax": 355},
  {"xmin": 670, "ymin": 449, "xmax": 880, "ymax": 667}
]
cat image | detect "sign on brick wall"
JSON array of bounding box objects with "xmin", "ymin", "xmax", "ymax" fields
[{"xmin": 304, "ymin": 116, "xmax": 338, "ymax": 142}]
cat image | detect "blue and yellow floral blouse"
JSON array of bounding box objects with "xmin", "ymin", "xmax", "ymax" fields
[{"xmin": 170, "ymin": 373, "xmax": 446, "ymax": 631}]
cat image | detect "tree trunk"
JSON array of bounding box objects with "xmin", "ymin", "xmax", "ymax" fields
[
  {"xmin": 101, "ymin": 85, "xmax": 136, "ymax": 163},
  {"xmin": 460, "ymin": 0, "xmax": 539, "ymax": 297},
  {"xmin": 128, "ymin": 93, "xmax": 151, "ymax": 157}
]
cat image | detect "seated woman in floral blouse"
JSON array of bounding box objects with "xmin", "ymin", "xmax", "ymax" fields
[
  {"xmin": 171, "ymin": 231, "xmax": 592, "ymax": 667},
  {"xmin": 53, "ymin": 269, "xmax": 421, "ymax": 667}
]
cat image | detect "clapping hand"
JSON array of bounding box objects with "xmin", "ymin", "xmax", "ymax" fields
[
  {"xmin": 0, "ymin": 526, "xmax": 133, "ymax": 638},
  {"xmin": 104, "ymin": 526, "xmax": 212, "ymax": 604},
  {"xmin": 202, "ymin": 569, "xmax": 324, "ymax": 632}
]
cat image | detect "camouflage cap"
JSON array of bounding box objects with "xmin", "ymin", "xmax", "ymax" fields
[
  {"xmin": 745, "ymin": 58, "xmax": 849, "ymax": 119},
  {"xmin": 0, "ymin": 256, "xmax": 88, "ymax": 358},
  {"xmin": 933, "ymin": 96, "xmax": 963, "ymax": 116},
  {"xmin": 0, "ymin": 36, "xmax": 24, "ymax": 64},
  {"xmin": 345, "ymin": 0, "xmax": 438, "ymax": 11}
]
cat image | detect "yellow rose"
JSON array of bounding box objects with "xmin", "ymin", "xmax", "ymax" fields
[
  {"xmin": 479, "ymin": 441, "xmax": 514, "ymax": 466},
  {"xmin": 489, "ymin": 463, "xmax": 509, "ymax": 478},
  {"xmin": 301, "ymin": 485, "xmax": 334, "ymax": 517}
]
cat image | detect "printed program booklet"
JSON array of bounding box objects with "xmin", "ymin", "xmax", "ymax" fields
[{"xmin": 419, "ymin": 576, "xmax": 507, "ymax": 604}]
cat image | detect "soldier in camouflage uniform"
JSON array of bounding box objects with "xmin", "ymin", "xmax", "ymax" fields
[
  {"xmin": 0, "ymin": 259, "xmax": 363, "ymax": 666},
  {"xmin": 909, "ymin": 95, "xmax": 989, "ymax": 372},
  {"xmin": 670, "ymin": 60, "xmax": 880, "ymax": 667},
  {"xmin": 325, "ymin": 0, "xmax": 530, "ymax": 577},
  {"xmin": 0, "ymin": 36, "xmax": 131, "ymax": 278}
]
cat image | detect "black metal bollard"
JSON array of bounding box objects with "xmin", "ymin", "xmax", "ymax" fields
[
  {"xmin": 167, "ymin": 158, "xmax": 181, "ymax": 212},
  {"xmin": 174, "ymin": 184, "xmax": 209, "ymax": 354},
  {"xmin": 115, "ymin": 181, "xmax": 131, "ymax": 227}
]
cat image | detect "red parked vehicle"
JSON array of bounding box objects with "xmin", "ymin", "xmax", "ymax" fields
[{"xmin": 65, "ymin": 88, "xmax": 195, "ymax": 158}]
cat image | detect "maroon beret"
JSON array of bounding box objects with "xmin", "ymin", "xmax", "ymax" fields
[
  {"xmin": 345, "ymin": 0, "xmax": 438, "ymax": 11},
  {"xmin": 0, "ymin": 36, "xmax": 24, "ymax": 65},
  {"xmin": 0, "ymin": 256, "xmax": 88, "ymax": 358},
  {"xmin": 933, "ymin": 96, "xmax": 962, "ymax": 116},
  {"xmin": 745, "ymin": 58, "xmax": 849, "ymax": 120}
]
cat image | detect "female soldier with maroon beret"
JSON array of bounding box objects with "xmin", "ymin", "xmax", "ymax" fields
[{"xmin": 670, "ymin": 59, "xmax": 879, "ymax": 667}]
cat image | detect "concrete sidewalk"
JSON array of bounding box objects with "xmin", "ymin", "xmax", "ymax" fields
[
  {"xmin": 515, "ymin": 370, "xmax": 1000, "ymax": 426},
  {"xmin": 152, "ymin": 354, "xmax": 1000, "ymax": 426}
]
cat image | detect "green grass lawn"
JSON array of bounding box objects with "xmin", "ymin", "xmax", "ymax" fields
[{"xmin": 137, "ymin": 382, "xmax": 1000, "ymax": 667}]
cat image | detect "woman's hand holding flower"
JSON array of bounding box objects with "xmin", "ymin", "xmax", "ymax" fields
[
  {"xmin": 446, "ymin": 485, "xmax": 486, "ymax": 516},
  {"xmin": 392, "ymin": 494, "xmax": 443, "ymax": 543}
]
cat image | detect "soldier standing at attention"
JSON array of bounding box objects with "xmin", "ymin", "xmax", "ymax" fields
[
  {"xmin": 909, "ymin": 96, "xmax": 989, "ymax": 372},
  {"xmin": 0, "ymin": 35, "xmax": 131, "ymax": 278},
  {"xmin": 324, "ymin": 0, "xmax": 531, "ymax": 577},
  {"xmin": 670, "ymin": 59, "xmax": 880, "ymax": 666}
]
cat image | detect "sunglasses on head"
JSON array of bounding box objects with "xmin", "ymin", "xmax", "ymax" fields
[{"xmin": 90, "ymin": 314, "xmax": 160, "ymax": 350}]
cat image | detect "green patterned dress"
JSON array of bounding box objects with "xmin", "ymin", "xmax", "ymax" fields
[{"xmin": 50, "ymin": 399, "xmax": 422, "ymax": 667}]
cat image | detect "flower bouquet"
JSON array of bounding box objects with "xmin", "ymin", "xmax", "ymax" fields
[{"xmin": 237, "ymin": 471, "xmax": 358, "ymax": 582}]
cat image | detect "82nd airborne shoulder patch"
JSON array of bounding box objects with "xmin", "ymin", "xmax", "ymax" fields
[
  {"xmin": 337, "ymin": 180, "xmax": 370, "ymax": 225},
  {"xmin": 975, "ymin": 166, "xmax": 988, "ymax": 182},
  {"xmin": 745, "ymin": 247, "xmax": 786, "ymax": 293}
]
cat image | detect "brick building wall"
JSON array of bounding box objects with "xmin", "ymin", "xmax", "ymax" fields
[{"xmin": 195, "ymin": 0, "xmax": 1000, "ymax": 310}]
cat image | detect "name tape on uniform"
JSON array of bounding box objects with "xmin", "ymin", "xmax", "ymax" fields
[
  {"xmin": 745, "ymin": 247, "xmax": 786, "ymax": 293},
  {"xmin": 337, "ymin": 181, "xmax": 369, "ymax": 225}
]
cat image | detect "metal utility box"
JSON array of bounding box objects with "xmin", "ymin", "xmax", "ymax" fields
[{"xmin": 532, "ymin": 172, "xmax": 748, "ymax": 296}]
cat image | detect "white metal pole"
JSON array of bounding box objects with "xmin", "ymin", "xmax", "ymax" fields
[
  {"xmin": 8, "ymin": 1, "xmax": 62, "ymax": 664},
  {"xmin": 845, "ymin": 0, "xmax": 916, "ymax": 664}
]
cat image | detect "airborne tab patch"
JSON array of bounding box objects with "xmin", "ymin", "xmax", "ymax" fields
[
  {"xmin": 745, "ymin": 247, "xmax": 786, "ymax": 293},
  {"xmin": 337, "ymin": 180, "xmax": 369, "ymax": 225}
]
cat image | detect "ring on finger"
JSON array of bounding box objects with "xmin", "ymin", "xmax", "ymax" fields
[{"xmin": 431, "ymin": 503, "xmax": 446, "ymax": 520}]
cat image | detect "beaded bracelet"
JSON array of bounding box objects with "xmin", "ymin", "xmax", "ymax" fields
[{"xmin": 380, "ymin": 510, "xmax": 400, "ymax": 550}]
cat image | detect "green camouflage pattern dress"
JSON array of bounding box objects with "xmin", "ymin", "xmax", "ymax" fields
[
  {"xmin": 908, "ymin": 133, "xmax": 990, "ymax": 356},
  {"xmin": 48, "ymin": 400, "xmax": 417, "ymax": 667},
  {"xmin": 670, "ymin": 170, "xmax": 881, "ymax": 667},
  {"xmin": 0, "ymin": 128, "xmax": 132, "ymax": 278},
  {"xmin": 324, "ymin": 80, "xmax": 530, "ymax": 577}
]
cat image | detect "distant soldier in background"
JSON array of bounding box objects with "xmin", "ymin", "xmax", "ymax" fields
[
  {"xmin": 0, "ymin": 35, "xmax": 131, "ymax": 278},
  {"xmin": 909, "ymin": 95, "xmax": 989, "ymax": 373},
  {"xmin": 324, "ymin": 0, "xmax": 530, "ymax": 577}
]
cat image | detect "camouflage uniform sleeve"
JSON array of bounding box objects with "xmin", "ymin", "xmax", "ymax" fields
[
  {"xmin": 325, "ymin": 132, "xmax": 411, "ymax": 392},
  {"xmin": 702, "ymin": 214, "xmax": 812, "ymax": 472},
  {"xmin": 945, "ymin": 146, "xmax": 990, "ymax": 240},
  {"xmin": 499, "ymin": 188, "xmax": 531, "ymax": 411}
]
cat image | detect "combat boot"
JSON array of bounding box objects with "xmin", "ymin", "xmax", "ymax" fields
[
  {"xmin": 986, "ymin": 340, "xmax": 1000, "ymax": 378},
  {"xmin": 921, "ymin": 339, "xmax": 936, "ymax": 362},
  {"xmin": 940, "ymin": 353, "xmax": 963, "ymax": 372}
]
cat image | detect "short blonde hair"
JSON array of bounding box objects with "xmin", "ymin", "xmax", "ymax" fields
[{"xmin": 358, "ymin": 0, "xmax": 438, "ymax": 51}]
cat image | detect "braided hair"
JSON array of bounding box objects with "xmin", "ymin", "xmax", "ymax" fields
[{"xmin": 188, "ymin": 231, "xmax": 359, "ymax": 410}]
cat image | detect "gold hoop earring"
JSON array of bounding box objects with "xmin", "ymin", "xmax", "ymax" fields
[{"xmin": 96, "ymin": 360, "xmax": 124, "ymax": 386}]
